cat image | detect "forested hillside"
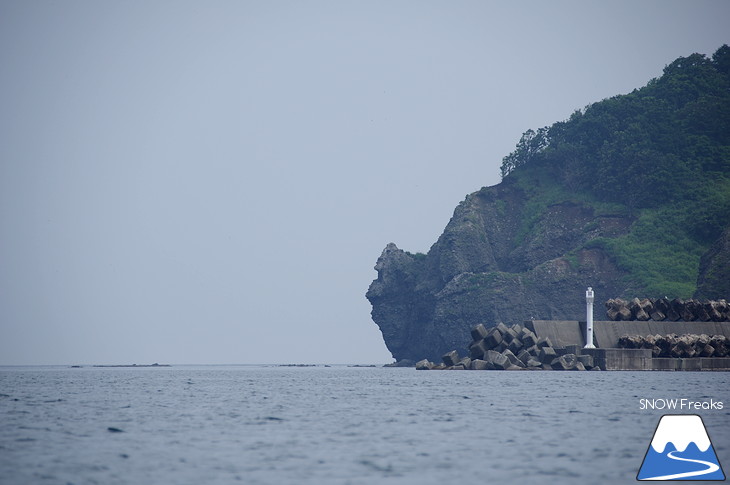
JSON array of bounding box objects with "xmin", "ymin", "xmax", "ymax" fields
[{"xmin": 500, "ymin": 45, "xmax": 730, "ymax": 297}]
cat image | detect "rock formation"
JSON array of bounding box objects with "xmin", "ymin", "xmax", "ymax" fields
[{"xmin": 366, "ymin": 179, "xmax": 632, "ymax": 362}]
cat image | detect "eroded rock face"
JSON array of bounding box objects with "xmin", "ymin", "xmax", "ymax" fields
[
  {"xmin": 367, "ymin": 181, "xmax": 631, "ymax": 362},
  {"xmin": 366, "ymin": 243, "xmax": 425, "ymax": 360},
  {"xmin": 695, "ymin": 227, "xmax": 730, "ymax": 300}
]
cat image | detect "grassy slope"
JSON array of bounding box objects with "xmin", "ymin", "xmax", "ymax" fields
[{"xmin": 506, "ymin": 149, "xmax": 730, "ymax": 299}]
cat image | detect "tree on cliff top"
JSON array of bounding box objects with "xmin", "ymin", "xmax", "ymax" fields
[{"xmin": 499, "ymin": 127, "xmax": 550, "ymax": 179}]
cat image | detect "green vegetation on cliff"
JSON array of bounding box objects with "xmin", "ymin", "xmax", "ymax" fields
[{"xmin": 500, "ymin": 45, "xmax": 730, "ymax": 298}]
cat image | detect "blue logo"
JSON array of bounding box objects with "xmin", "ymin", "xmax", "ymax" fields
[{"xmin": 637, "ymin": 414, "xmax": 725, "ymax": 481}]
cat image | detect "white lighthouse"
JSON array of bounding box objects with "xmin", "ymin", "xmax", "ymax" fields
[{"xmin": 585, "ymin": 287, "xmax": 595, "ymax": 348}]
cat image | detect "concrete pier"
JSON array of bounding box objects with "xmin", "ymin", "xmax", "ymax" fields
[
  {"xmin": 580, "ymin": 348, "xmax": 652, "ymax": 371},
  {"xmin": 524, "ymin": 320, "xmax": 584, "ymax": 348}
]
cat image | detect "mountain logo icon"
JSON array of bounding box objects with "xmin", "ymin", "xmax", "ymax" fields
[{"xmin": 637, "ymin": 414, "xmax": 725, "ymax": 481}]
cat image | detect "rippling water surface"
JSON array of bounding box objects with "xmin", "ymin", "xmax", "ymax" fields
[{"xmin": 1, "ymin": 366, "xmax": 728, "ymax": 484}]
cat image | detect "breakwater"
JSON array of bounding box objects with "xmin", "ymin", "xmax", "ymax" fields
[
  {"xmin": 616, "ymin": 334, "xmax": 729, "ymax": 358},
  {"xmin": 605, "ymin": 298, "xmax": 730, "ymax": 321},
  {"xmin": 415, "ymin": 320, "xmax": 730, "ymax": 371},
  {"xmin": 416, "ymin": 323, "xmax": 597, "ymax": 371}
]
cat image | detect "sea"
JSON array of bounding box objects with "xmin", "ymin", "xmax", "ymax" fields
[{"xmin": 1, "ymin": 365, "xmax": 728, "ymax": 485}]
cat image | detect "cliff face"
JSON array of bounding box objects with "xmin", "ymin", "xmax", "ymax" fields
[{"xmin": 366, "ymin": 178, "xmax": 633, "ymax": 362}]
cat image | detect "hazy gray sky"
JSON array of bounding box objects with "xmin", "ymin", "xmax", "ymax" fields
[{"xmin": 1, "ymin": 1, "xmax": 728, "ymax": 365}]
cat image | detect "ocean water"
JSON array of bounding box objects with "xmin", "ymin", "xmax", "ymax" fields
[{"xmin": 1, "ymin": 366, "xmax": 728, "ymax": 485}]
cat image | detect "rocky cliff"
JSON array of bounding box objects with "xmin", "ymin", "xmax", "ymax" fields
[
  {"xmin": 367, "ymin": 46, "xmax": 730, "ymax": 363},
  {"xmin": 367, "ymin": 179, "xmax": 729, "ymax": 363},
  {"xmin": 366, "ymin": 177, "xmax": 634, "ymax": 362}
]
